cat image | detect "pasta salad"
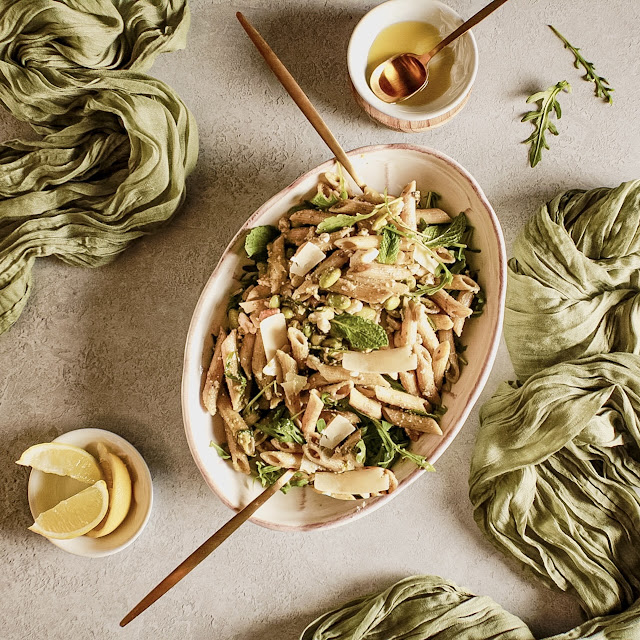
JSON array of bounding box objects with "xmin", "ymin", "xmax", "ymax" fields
[{"xmin": 203, "ymin": 167, "xmax": 483, "ymax": 500}]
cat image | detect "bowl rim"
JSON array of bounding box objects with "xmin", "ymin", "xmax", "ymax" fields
[
  {"xmin": 27, "ymin": 428, "xmax": 154, "ymax": 556},
  {"xmin": 182, "ymin": 143, "xmax": 506, "ymax": 531},
  {"xmin": 347, "ymin": 0, "xmax": 479, "ymax": 122}
]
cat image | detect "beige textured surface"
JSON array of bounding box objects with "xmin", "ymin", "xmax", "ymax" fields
[{"xmin": 1, "ymin": 1, "xmax": 639, "ymax": 638}]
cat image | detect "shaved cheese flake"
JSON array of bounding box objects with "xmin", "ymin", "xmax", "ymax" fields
[
  {"xmin": 413, "ymin": 243, "xmax": 439, "ymax": 272},
  {"xmin": 260, "ymin": 313, "xmax": 288, "ymax": 363},
  {"xmin": 282, "ymin": 372, "xmax": 307, "ymax": 401},
  {"xmin": 290, "ymin": 242, "xmax": 326, "ymax": 277},
  {"xmin": 319, "ymin": 415, "xmax": 355, "ymax": 449},
  {"xmin": 314, "ymin": 468, "xmax": 390, "ymax": 495},
  {"xmin": 262, "ymin": 358, "xmax": 278, "ymax": 376},
  {"xmin": 300, "ymin": 456, "xmax": 320, "ymax": 474},
  {"xmin": 342, "ymin": 346, "xmax": 417, "ymax": 374}
]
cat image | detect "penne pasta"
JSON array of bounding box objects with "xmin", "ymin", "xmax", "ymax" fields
[
  {"xmin": 349, "ymin": 386, "xmax": 383, "ymax": 419},
  {"xmin": 414, "ymin": 344, "xmax": 440, "ymax": 404},
  {"xmin": 416, "ymin": 208, "xmax": 451, "ymax": 224},
  {"xmin": 374, "ymin": 385, "xmax": 431, "ymax": 414},
  {"xmin": 202, "ymin": 328, "xmax": 226, "ymax": 415},
  {"xmin": 382, "ymin": 406, "xmax": 443, "ymax": 435},
  {"xmin": 452, "ymin": 291, "xmax": 475, "ymax": 337},
  {"xmin": 218, "ymin": 391, "xmax": 252, "ymax": 474},
  {"xmin": 259, "ymin": 451, "xmax": 302, "ymax": 469},
  {"xmin": 301, "ymin": 390, "xmax": 324, "ymax": 437},
  {"xmin": 220, "ymin": 330, "xmax": 245, "ymax": 411},
  {"xmin": 432, "ymin": 340, "xmax": 451, "ymax": 390},
  {"xmin": 400, "ymin": 181, "xmax": 418, "ymax": 231},
  {"xmin": 431, "ymin": 289, "xmax": 473, "ymax": 318}
]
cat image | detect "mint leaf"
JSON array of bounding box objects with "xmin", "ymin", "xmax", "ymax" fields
[
  {"xmin": 329, "ymin": 315, "xmax": 388, "ymax": 351},
  {"xmin": 245, "ymin": 225, "xmax": 279, "ymax": 257},
  {"xmin": 316, "ymin": 211, "xmax": 376, "ymax": 234},
  {"xmin": 422, "ymin": 213, "xmax": 467, "ymax": 248},
  {"xmin": 377, "ymin": 225, "xmax": 400, "ymax": 264}
]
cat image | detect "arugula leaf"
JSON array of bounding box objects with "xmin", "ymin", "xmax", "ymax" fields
[
  {"xmin": 522, "ymin": 80, "xmax": 571, "ymax": 168},
  {"xmin": 549, "ymin": 25, "xmax": 613, "ymax": 104},
  {"xmin": 245, "ymin": 225, "xmax": 279, "ymax": 257},
  {"xmin": 377, "ymin": 225, "xmax": 400, "ymax": 264},
  {"xmin": 420, "ymin": 191, "xmax": 441, "ymax": 209},
  {"xmin": 316, "ymin": 211, "xmax": 376, "ymax": 234},
  {"xmin": 226, "ymin": 290, "xmax": 243, "ymax": 311},
  {"xmin": 210, "ymin": 441, "xmax": 231, "ymax": 459},
  {"xmin": 329, "ymin": 315, "xmax": 388, "ymax": 351},
  {"xmin": 383, "ymin": 375, "xmax": 407, "ymax": 392},
  {"xmin": 422, "ymin": 213, "xmax": 467, "ymax": 248},
  {"xmin": 256, "ymin": 406, "xmax": 305, "ymax": 444},
  {"xmin": 254, "ymin": 463, "xmax": 309, "ymax": 493},
  {"xmin": 412, "ymin": 263, "xmax": 453, "ymax": 297},
  {"xmin": 243, "ymin": 380, "xmax": 277, "ymax": 414},
  {"xmin": 472, "ymin": 287, "xmax": 486, "ymax": 317}
]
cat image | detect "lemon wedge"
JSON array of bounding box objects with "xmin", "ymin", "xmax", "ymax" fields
[
  {"xmin": 16, "ymin": 442, "xmax": 103, "ymax": 484},
  {"xmin": 28, "ymin": 480, "xmax": 109, "ymax": 540},
  {"xmin": 86, "ymin": 443, "xmax": 132, "ymax": 538}
]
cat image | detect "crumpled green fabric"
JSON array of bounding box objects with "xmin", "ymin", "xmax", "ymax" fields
[
  {"xmin": 471, "ymin": 354, "xmax": 640, "ymax": 619},
  {"xmin": 0, "ymin": 0, "xmax": 198, "ymax": 335},
  {"xmin": 301, "ymin": 182, "xmax": 640, "ymax": 640},
  {"xmin": 300, "ymin": 575, "xmax": 535, "ymax": 640},
  {"xmin": 505, "ymin": 181, "xmax": 640, "ymax": 381}
]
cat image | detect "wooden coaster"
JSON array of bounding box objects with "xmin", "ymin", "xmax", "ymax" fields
[{"xmin": 350, "ymin": 81, "xmax": 470, "ymax": 133}]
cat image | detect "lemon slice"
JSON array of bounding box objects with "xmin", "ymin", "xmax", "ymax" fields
[
  {"xmin": 28, "ymin": 480, "xmax": 109, "ymax": 540},
  {"xmin": 86, "ymin": 443, "xmax": 132, "ymax": 538},
  {"xmin": 17, "ymin": 442, "xmax": 103, "ymax": 484}
]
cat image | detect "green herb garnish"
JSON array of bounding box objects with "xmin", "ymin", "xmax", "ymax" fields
[
  {"xmin": 422, "ymin": 213, "xmax": 467, "ymax": 248},
  {"xmin": 310, "ymin": 191, "xmax": 340, "ymax": 210},
  {"xmin": 210, "ymin": 441, "xmax": 231, "ymax": 459},
  {"xmin": 316, "ymin": 211, "xmax": 376, "ymax": 234},
  {"xmin": 549, "ymin": 25, "xmax": 613, "ymax": 104},
  {"xmin": 377, "ymin": 225, "xmax": 400, "ymax": 264},
  {"xmin": 256, "ymin": 406, "xmax": 305, "ymax": 444},
  {"xmin": 412, "ymin": 263, "xmax": 453, "ymax": 297},
  {"xmin": 254, "ymin": 462, "xmax": 309, "ymax": 493},
  {"xmin": 329, "ymin": 314, "xmax": 388, "ymax": 351},
  {"xmin": 245, "ymin": 225, "xmax": 279, "ymax": 257},
  {"xmin": 224, "ymin": 352, "xmax": 247, "ymax": 393},
  {"xmin": 420, "ymin": 191, "xmax": 441, "ymax": 209},
  {"xmin": 522, "ymin": 81, "xmax": 571, "ymax": 168}
]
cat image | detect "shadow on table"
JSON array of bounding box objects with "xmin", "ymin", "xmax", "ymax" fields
[{"xmin": 231, "ymin": 2, "xmax": 378, "ymax": 136}]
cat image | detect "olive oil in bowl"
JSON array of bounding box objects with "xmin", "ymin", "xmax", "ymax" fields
[{"xmin": 366, "ymin": 21, "xmax": 454, "ymax": 107}]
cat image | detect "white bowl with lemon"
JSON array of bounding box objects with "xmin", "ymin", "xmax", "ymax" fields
[{"xmin": 18, "ymin": 429, "xmax": 153, "ymax": 557}]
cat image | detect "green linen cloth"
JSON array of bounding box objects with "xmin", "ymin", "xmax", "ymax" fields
[
  {"xmin": 300, "ymin": 182, "xmax": 640, "ymax": 639},
  {"xmin": 0, "ymin": 0, "xmax": 198, "ymax": 335},
  {"xmin": 505, "ymin": 181, "xmax": 640, "ymax": 381}
]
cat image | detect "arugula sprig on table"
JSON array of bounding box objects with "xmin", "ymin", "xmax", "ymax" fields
[
  {"xmin": 549, "ymin": 25, "xmax": 614, "ymax": 104},
  {"xmin": 522, "ymin": 80, "xmax": 571, "ymax": 168}
]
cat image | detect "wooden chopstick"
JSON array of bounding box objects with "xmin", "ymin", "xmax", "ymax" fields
[
  {"xmin": 120, "ymin": 469, "xmax": 295, "ymax": 627},
  {"xmin": 236, "ymin": 11, "xmax": 367, "ymax": 192}
]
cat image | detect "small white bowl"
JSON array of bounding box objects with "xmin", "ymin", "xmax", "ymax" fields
[
  {"xmin": 182, "ymin": 144, "xmax": 506, "ymax": 532},
  {"xmin": 27, "ymin": 428, "xmax": 153, "ymax": 557},
  {"xmin": 347, "ymin": 0, "xmax": 478, "ymax": 129}
]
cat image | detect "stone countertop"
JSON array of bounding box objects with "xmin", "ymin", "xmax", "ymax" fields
[{"xmin": 2, "ymin": 1, "xmax": 639, "ymax": 638}]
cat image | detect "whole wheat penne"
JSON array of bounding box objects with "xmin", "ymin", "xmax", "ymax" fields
[
  {"xmin": 218, "ymin": 391, "xmax": 251, "ymax": 474},
  {"xmin": 317, "ymin": 381, "xmax": 353, "ymax": 401},
  {"xmin": 288, "ymin": 326, "xmax": 309, "ymax": 367},
  {"xmin": 399, "ymin": 371, "xmax": 420, "ymax": 396},
  {"xmin": 453, "ymin": 291, "xmax": 475, "ymax": 337},
  {"xmin": 328, "ymin": 199, "xmax": 375, "ymax": 214},
  {"xmin": 290, "ymin": 209, "xmax": 332, "ymax": 227},
  {"xmin": 349, "ymin": 386, "xmax": 382, "ymax": 419},
  {"xmin": 239, "ymin": 331, "xmax": 255, "ymax": 380},
  {"xmin": 316, "ymin": 362, "xmax": 390, "ymax": 388},
  {"xmin": 439, "ymin": 328, "xmax": 460, "ymax": 383},
  {"xmin": 398, "ymin": 299, "xmax": 420, "ymax": 347},
  {"xmin": 259, "ymin": 451, "xmax": 302, "ymax": 469},
  {"xmin": 382, "ymin": 406, "xmax": 443, "ymax": 435},
  {"xmin": 202, "ymin": 328, "xmax": 227, "ymax": 415},
  {"xmin": 417, "ymin": 304, "xmax": 439, "ymax": 354},
  {"xmin": 374, "ymin": 385, "xmax": 431, "ymax": 413},
  {"xmin": 312, "ymin": 249, "xmax": 351, "ymax": 281},
  {"xmin": 349, "ymin": 248, "xmax": 380, "ymax": 268},
  {"xmin": 335, "ymin": 235, "xmax": 413, "ymax": 251},
  {"xmin": 400, "ymin": 181, "xmax": 417, "ymax": 231},
  {"xmin": 284, "ymin": 226, "xmax": 315, "ymax": 245},
  {"xmin": 349, "ymin": 263, "xmax": 413, "ymax": 281},
  {"xmin": 301, "ymin": 390, "xmax": 325, "ymax": 437},
  {"xmin": 446, "ymin": 274, "xmax": 481, "ymax": 292},
  {"xmin": 432, "ymin": 340, "xmax": 451, "ymax": 389},
  {"xmin": 431, "ymin": 289, "xmax": 473, "ymax": 318},
  {"xmin": 416, "ymin": 208, "xmax": 451, "ymax": 224},
  {"xmin": 266, "ymin": 235, "xmax": 288, "ymax": 294},
  {"xmin": 414, "ymin": 344, "xmax": 440, "ymax": 404},
  {"xmin": 220, "ymin": 330, "xmax": 245, "ymax": 411},
  {"xmin": 430, "ymin": 314, "xmax": 455, "ymax": 331}
]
